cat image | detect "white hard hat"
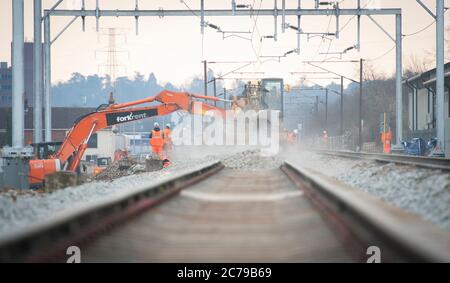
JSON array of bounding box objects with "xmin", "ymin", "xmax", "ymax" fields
[
  {"xmin": 154, "ymin": 122, "xmax": 160, "ymax": 127},
  {"xmin": 166, "ymin": 124, "xmax": 171, "ymax": 128}
]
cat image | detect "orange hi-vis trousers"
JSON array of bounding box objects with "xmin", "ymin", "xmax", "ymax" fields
[{"xmin": 150, "ymin": 130, "xmax": 165, "ymax": 160}]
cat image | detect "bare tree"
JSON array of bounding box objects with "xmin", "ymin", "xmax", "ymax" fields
[
  {"xmin": 362, "ymin": 61, "xmax": 387, "ymax": 81},
  {"xmin": 421, "ymin": 25, "xmax": 450, "ymax": 65},
  {"xmin": 404, "ymin": 54, "xmax": 432, "ymax": 77}
]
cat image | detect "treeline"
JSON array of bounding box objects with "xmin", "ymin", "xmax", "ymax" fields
[{"xmin": 52, "ymin": 71, "xmax": 223, "ymax": 107}]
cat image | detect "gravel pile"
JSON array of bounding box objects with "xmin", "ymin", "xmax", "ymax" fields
[
  {"xmin": 287, "ymin": 151, "xmax": 450, "ymax": 229},
  {"xmin": 0, "ymin": 188, "xmax": 42, "ymax": 202},
  {"xmin": 337, "ymin": 161, "xmax": 450, "ymax": 229},
  {"xmin": 221, "ymin": 149, "xmax": 283, "ymax": 170},
  {"xmin": 93, "ymin": 158, "xmax": 139, "ymax": 181}
]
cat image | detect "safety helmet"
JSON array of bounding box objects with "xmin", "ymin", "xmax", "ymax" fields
[
  {"xmin": 166, "ymin": 124, "xmax": 171, "ymax": 129},
  {"xmin": 154, "ymin": 122, "xmax": 160, "ymax": 128}
]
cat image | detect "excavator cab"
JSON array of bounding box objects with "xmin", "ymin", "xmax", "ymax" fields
[
  {"xmin": 31, "ymin": 142, "xmax": 62, "ymax": 160},
  {"xmin": 239, "ymin": 78, "xmax": 284, "ymax": 116}
]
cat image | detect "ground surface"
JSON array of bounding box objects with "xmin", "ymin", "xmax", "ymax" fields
[
  {"xmin": 1, "ymin": 146, "xmax": 450, "ymax": 238},
  {"xmin": 284, "ymin": 150, "xmax": 450, "ymax": 229}
]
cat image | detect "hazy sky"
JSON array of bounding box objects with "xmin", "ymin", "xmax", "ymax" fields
[{"xmin": 0, "ymin": 0, "xmax": 449, "ymax": 88}]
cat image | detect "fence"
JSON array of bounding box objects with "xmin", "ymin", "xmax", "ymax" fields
[{"xmin": 301, "ymin": 131, "xmax": 382, "ymax": 153}]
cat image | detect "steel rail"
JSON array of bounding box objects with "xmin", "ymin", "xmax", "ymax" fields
[
  {"xmin": 0, "ymin": 161, "xmax": 224, "ymax": 262},
  {"xmin": 281, "ymin": 161, "xmax": 450, "ymax": 263},
  {"xmin": 316, "ymin": 149, "xmax": 450, "ymax": 171}
]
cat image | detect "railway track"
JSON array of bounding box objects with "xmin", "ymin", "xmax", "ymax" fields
[
  {"xmin": 316, "ymin": 149, "xmax": 450, "ymax": 171},
  {"xmin": 1, "ymin": 158, "xmax": 450, "ymax": 262}
]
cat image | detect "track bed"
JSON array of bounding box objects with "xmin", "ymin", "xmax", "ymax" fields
[{"xmin": 80, "ymin": 169, "xmax": 355, "ymax": 262}]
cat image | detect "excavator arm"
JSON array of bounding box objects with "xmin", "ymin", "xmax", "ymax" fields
[
  {"xmin": 29, "ymin": 90, "xmax": 228, "ymax": 186},
  {"xmin": 59, "ymin": 102, "xmax": 179, "ymax": 172}
]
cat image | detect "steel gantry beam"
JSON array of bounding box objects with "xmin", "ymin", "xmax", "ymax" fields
[{"xmin": 46, "ymin": 8, "xmax": 401, "ymax": 17}]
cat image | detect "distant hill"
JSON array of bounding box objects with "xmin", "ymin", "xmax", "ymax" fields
[{"xmin": 52, "ymin": 71, "xmax": 222, "ymax": 107}]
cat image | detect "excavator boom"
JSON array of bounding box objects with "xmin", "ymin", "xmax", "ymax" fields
[{"xmin": 29, "ymin": 90, "xmax": 228, "ymax": 187}]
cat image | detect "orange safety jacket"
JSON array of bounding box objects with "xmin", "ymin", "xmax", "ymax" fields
[
  {"xmin": 163, "ymin": 128, "xmax": 172, "ymax": 144},
  {"xmin": 287, "ymin": 133, "xmax": 295, "ymax": 143},
  {"xmin": 381, "ymin": 130, "xmax": 392, "ymax": 153},
  {"xmin": 150, "ymin": 129, "xmax": 164, "ymax": 147}
]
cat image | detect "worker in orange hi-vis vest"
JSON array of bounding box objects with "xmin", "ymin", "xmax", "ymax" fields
[
  {"xmin": 381, "ymin": 129, "xmax": 392, "ymax": 154},
  {"xmin": 287, "ymin": 130, "xmax": 297, "ymax": 144},
  {"xmin": 163, "ymin": 124, "xmax": 173, "ymax": 160},
  {"xmin": 149, "ymin": 122, "xmax": 165, "ymax": 161}
]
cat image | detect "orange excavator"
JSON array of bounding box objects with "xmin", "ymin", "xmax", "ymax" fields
[{"xmin": 28, "ymin": 90, "xmax": 227, "ymax": 188}]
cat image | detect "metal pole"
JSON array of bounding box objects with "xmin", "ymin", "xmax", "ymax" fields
[
  {"xmin": 297, "ymin": 0, "xmax": 301, "ymax": 54},
  {"xmin": 417, "ymin": 0, "xmax": 437, "ymax": 18},
  {"xmin": 135, "ymin": 0, "xmax": 139, "ymax": 36},
  {"xmin": 82, "ymin": 0, "xmax": 85, "ymax": 31},
  {"xmin": 335, "ymin": 3, "xmax": 340, "ymax": 39},
  {"xmin": 436, "ymin": 0, "xmax": 445, "ymax": 155},
  {"xmin": 200, "ymin": 0, "xmax": 204, "ymax": 34},
  {"xmin": 359, "ymin": 58, "xmax": 363, "ymax": 150},
  {"xmin": 315, "ymin": 96, "xmax": 319, "ymax": 114},
  {"xmin": 315, "ymin": 95, "xmax": 319, "ymax": 134},
  {"xmin": 357, "ymin": 0, "xmax": 361, "ymax": 50},
  {"xmin": 44, "ymin": 15, "xmax": 52, "ymax": 142},
  {"xmin": 213, "ymin": 77, "xmax": 217, "ymax": 107},
  {"xmin": 325, "ymin": 88, "xmax": 328, "ymax": 130},
  {"xmin": 33, "ymin": 0, "xmax": 43, "ymax": 143},
  {"xmin": 282, "ymin": 0, "xmax": 285, "ymax": 33},
  {"xmin": 12, "ymin": 0, "xmax": 25, "ymax": 148},
  {"xmin": 95, "ymin": 0, "xmax": 99, "ymax": 32},
  {"xmin": 51, "ymin": 16, "xmax": 79, "ymax": 45},
  {"xmin": 340, "ymin": 76, "xmax": 344, "ymax": 135},
  {"xmin": 274, "ymin": 0, "xmax": 278, "ymax": 41},
  {"xmin": 203, "ymin": 60, "xmax": 208, "ymax": 96},
  {"xmin": 395, "ymin": 13, "xmax": 403, "ymax": 145},
  {"xmin": 224, "ymin": 88, "xmax": 227, "ymax": 110}
]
